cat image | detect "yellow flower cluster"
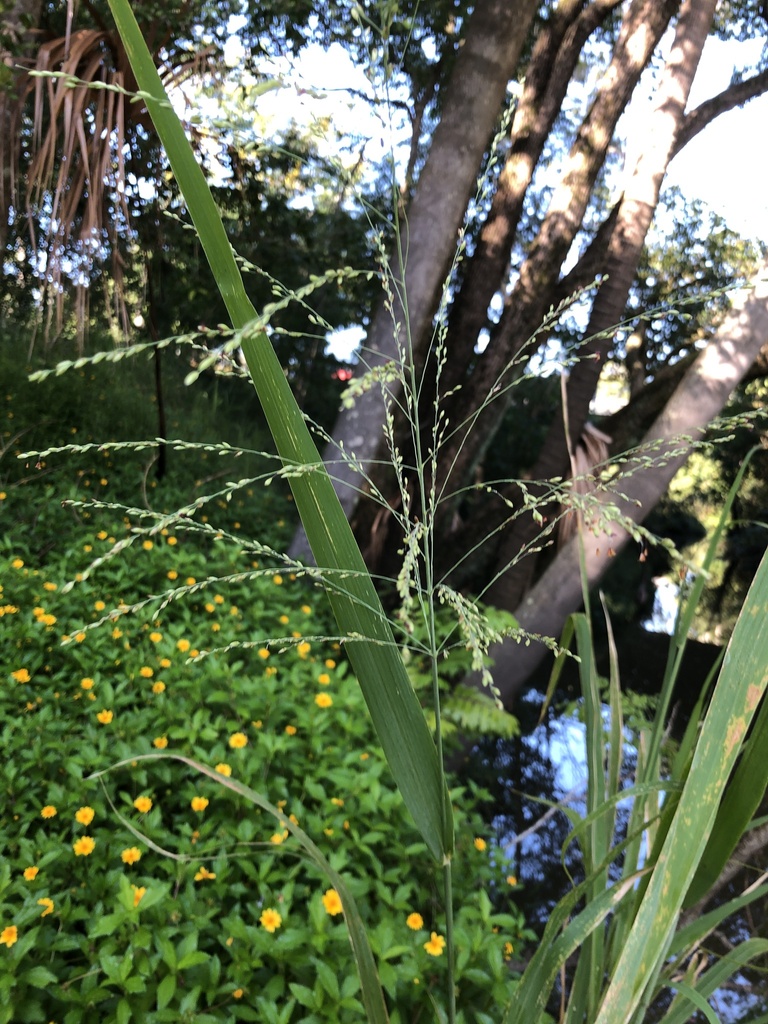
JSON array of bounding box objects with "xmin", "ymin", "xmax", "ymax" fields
[
  {"xmin": 75, "ymin": 806, "xmax": 95, "ymax": 826},
  {"xmin": 260, "ymin": 908, "xmax": 282, "ymax": 933},
  {"xmin": 321, "ymin": 889, "xmax": 343, "ymax": 916}
]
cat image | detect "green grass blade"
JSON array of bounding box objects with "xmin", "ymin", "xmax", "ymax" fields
[
  {"xmin": 659, "ymin": 939, "xmax": 768, "ymax": 1024},
  {"xmin": 594, "ymin": 545, "xmax": 768, "ymax": 1024},
  {"xmin": 684, "ymin": 673, "xmax": 768, "ymax": 906},
  {"xmin": 106, "ymin": 0, "xmax": 453, "ymax": 865},
  {"xmin": 91, "ymin": 754, "xmax": 390, "ymax": 1024},
  {"xmin": 501, "ymin": 871, "xmax": 644, "ymax": 1024}
]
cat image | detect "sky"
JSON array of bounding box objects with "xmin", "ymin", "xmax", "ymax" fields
[{"xmin": 221, "ymin": 22, "xmax": 768, "ymax": 360}]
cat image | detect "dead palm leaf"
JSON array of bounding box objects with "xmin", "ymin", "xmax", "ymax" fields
[{"xmin": 2, "ymin": 10, "xmax": 215, "ymax": 346}]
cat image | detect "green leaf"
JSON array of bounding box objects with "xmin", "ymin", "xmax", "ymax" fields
[
  {"xmin": 156, "ymin": 974, "xmax": 176, "ymax": 1011},
  {"xmin": 116, "ymin": 997, "xmax": 132, "ymax": 1024},
  {"xmin": 19, "ymin": 967, "xmax": 58, "ymax": 989},
  {"xmin": 177, "ymin": 951, "xmax": 209, "ymax": 970},
  {"xmin": 594, "ymin": 545, "xmax": 768, "ymax": 1024}
]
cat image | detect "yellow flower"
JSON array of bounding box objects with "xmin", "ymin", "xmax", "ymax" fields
[
  {"xmin": 474, "ymin": 837, "xmax": 487, "ymax": 852},
  {"xmin": 1, "ymin": 926, "xmax": 18, "ymax": 947},
  {"xmin": 258, "ymin": 648, "xmax": 270, "ymax": 660},
  {"xmin": 152, "ymin": 681, "xmax": 166, "ymax": 694},
  {"xmin": 194, "ymin": 866, "xmax": 216, "ymax": 881},
  {"xmin": 159, "ymin": 657, "xmax": 171, "ymax": 668},
  {"xmin": 301, "ymin": 604, "xmax": 311, "ymax": 614},
  {"xmin": 97, "ymin": 709, "xmax": 113, "ymax": 724},
  {"xmin": 177, "ymin": 639, "xmax": 190, "ymax": 653},
  {"xmin": 142, "ymin": 540, "xmax": 153, "ymax": 550},
  {"xmin": 191, "ymin": 796, "xmax": 209, "ymax": 812},
  {"xmin": 139, "ymin": 666, "xmax": 153, "ymax": 678},
  {"xmin": 153, "ymin": 736, "xmax": 168, "ymax": 749},
  {"xmin": 321, "ymin": 888, "xmax": 343, "ymax": 916},
  {"xmin": 424, "ymin": 932, "xmax": 446, "ymax": 956},
  {"xmin": 297, "ymin": 641, "xmax": 310, "ymax": 658},
  {"xmin": 167, "ymin": 536, "xmax": 178, "ymax": 546},
  {"xmin": 205, "ymin": 602, "xmax": 215, "ymax": 613},
  {"xmin": 11, "ymin": 668, "xmax": 30, "ymax": 683},
  {"xmin": 75, "ymin": 806, "xmax": 95, "ymax": 826},
  {"xmin": 213, "ymin": 594, "xmax": 224, "ymax": 604},
  {"xmin": 325, "ymin": 659, "xmax": 336, "ymax": 669},
  {"xmin": 285, "ymin": 724, "xmax": 297, "ymax": 736},
  {"xmin": 229, "ymin": 732, "xmax": 248, "ymax": 749},
  {"xmin": 74, "ymin": 631, "xmax": 86, "ymax": 643},
  {"xmin": 41, "ymin": 805, "xmax": 57, "ymax": 819},
  {"xmin": 37, "ymin": 897, "xmax": 54, "ymax": 917},
  {"xmin": 23, "ymin": 866, "xmax": 40, "ymax": 881},
  {"xmin": 112, "ymin": 627, "xmax": 123, "ymax": 639},
  {"xmin": 278, "ymin": 614, "xmax": 289, "ymax": 625},
  {"xmin": 260, "ymin": 908, "xmax": 282, "ymax": 933},
  {"xmin": 80, "ymin": 677, "xmax": 94, "ymax": 690},
  {"xmin": 317, "ymin": 673, "xmax": 331, "ymax": 685},
  {"xmin": 167, "ymin": 569, "xmax": 178, "ymax": 580},
  {"xmin": 185, "ymin": 576, "xmax": 196, "ymax": 586},
  {"xmin": 503, "ymin": 941, "xmax": 514, "ymax": 960},
  {"xmin": 233, "ymin": 987, "xmax": 244, "ymax": 999},
  {"xmin": 406, "ymin": 913, "xmax": 424, "ymax": 931},
  {"xmin": 133, "ymin": 796, "xmax": 153, "ymax": 813},
  {"xmin": 272, "ymin": 574, "xmax": 283, "ymax": 585},
  {"xmin": 73, "ymin": 836, "xmax": 96, "ymax": 856},
  {"xmin": 97, "ymin": 530, "xmax": 108, "ymax": 540},
  {"xmin": 121, "ymin": 847, "xmax": 142, "ymax": 865},
  {"xmin": 270, "ymin": 831, "xmax": 288, "ymax": 845},
  {"xmin": 94, "ymin": 599, "xmax": 106, "ymax": 611},
  {"xmin": 314, "ymin": 691, "xmax": 333, "ymax": 709},
  {"xmin": 11, "ymin": 558, "xmax": 24, "ymax": 569},
  {"xmin": 149, "ymin": 631, "xmax": 162, "ymax": 643},
  {"xmin": 43, "ymin": 581, "xmax": 57, "ymax": 592},
  {"xmin": 215, "ymin": 763, "xmax": 232, "ymax": 777},
  {"xmin": 330, "ymin": 797, "xmax": 344, "ymax": 807},
  {"xmin": 506, "ymin": 875, "xmax": 517, "ymax": 887},
  {"xmin": 40, "ymin": 613, "xmax": 56, "ymax": 626},
  {"xmin": 131, "ymin": 885, "xmax": 147, "ymax": 907}
]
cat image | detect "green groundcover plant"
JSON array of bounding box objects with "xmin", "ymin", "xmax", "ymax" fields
[{"xmin": 1, "ymin": 483, "xmax": 529, "ymax": 1024}]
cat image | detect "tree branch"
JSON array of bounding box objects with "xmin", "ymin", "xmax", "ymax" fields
[{"xmin": 673, "ymin": 68, "xmax": 768, "ymax": 157}]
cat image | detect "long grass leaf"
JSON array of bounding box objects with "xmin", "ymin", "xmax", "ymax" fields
[
  {"xmin": 594, "ymin": 546, "xmax": 768, "ymax": 1024},
  {"xmin": 105, "ymin": 0, "xmax": 453, "ymax": 864}
]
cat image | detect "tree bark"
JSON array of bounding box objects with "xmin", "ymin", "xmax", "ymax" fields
[
  {"xmin": 486, "ymin": 0, "xmax": 718, "ymax": 611},
  {"xmin": 438, "ymin": 0, "xmax": 622, "ymax": 399},
  {"xmin": 434, "ymin": 0, "xmax": 679, "ymax": 515},
  {"xmin": 289, "ymin": 0, "xmax": 539, "ymax": 560},
  {"xmin": 481, "ymin": 260, "xmax": 768, "ymax": 709}
]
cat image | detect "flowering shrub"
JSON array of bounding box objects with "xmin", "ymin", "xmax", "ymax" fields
[{"xmin": 0, "ymin": 449, "xmax": 530, "ymax": 1024}]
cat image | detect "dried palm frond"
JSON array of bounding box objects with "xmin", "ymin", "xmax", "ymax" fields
[{"xmin": 2, "ymin": 9, "xmax": 215, "ymax": 346}]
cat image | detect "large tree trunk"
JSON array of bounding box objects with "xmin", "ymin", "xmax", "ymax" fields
[
  {"xmin": 433, "ymin": 0, "xmax": 679, "ymax": 520},
  {"xmin": 486, "ymin": 0, "xmax": 718, "ymax": 611},
  {"xmin": 481, "ymin": 261, "xmax": 768, "ymax": 709},
  {"xmin": 437, "ymin": 0, "xmax": 622, "ymax": 396},
  {"xmin": 289, "ymin": 0, "xmax": 539, "ymax": 560}
]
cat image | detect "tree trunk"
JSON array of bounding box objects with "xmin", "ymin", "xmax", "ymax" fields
[
  {"xmin": 480, "ymin": 261, "xmax": 768, "ymax": 709},
  {"xmin": 289, "ymin": 0, "xmax": 539, "ymax": 560},
  {"xmin": 434, "ymin": 0, "xmax": 679, "ymax": 516},
  {"xmin": 486, "ymin": 0, "xmax": 718, "ymax": 611},
  {"xmin": 438, "ymin": 0, "xmax": 622, "ymax": 398}
]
